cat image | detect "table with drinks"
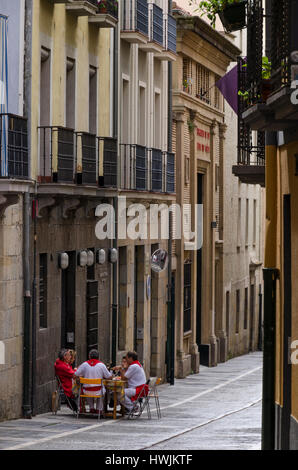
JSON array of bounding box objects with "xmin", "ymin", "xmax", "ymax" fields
[{"xmin": 103, "ymin": 377, "xmax": 127, "ymax": 419}]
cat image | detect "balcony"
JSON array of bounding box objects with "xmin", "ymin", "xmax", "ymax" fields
[
  {"xmin": 232, "ymin": 128, "xmax": 265, "ymax": 186},
  {"xmin": 234, "ymin": 57, "xmax": 265, "ymax": 186},
  {"xmin": 0, "ymin": 114, "xmax": 28, "ymax": 179},
  {"xmin": 241, "ymin": 0, "xmax": 298, "ymax": 131},
  {"xmin": 139, "ymin": 3, "xmax": 163, "ymax": 53},
  {"xmin": 38, "ymin": 126, "xmax": 75, "ymax": 184},
  {"xmin": 66, "ymin": 0, "xmax": 98, "ymax": 16},
  {"xmin": 76, "ymin": 132, "xmax": 97, "ymax": 185},
  {"xmin": 155, "ymin": 14, "xmax": 177, "ymax": 62},
  {"xmin": 120, "ymin": 144, "xmax": 175, "ymax": 193},
  {"xmin": 89, "ymin": 0, "xmax": 118, "ymax": 28},
  {"xmin": 121, "ymin": 0, "xmax": 149, "ymax": 44},
  {"xmin": 98, "ymin": 137, "xmax": 118, "ymax": 188}
]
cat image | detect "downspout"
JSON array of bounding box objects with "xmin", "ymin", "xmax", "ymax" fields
[
  {"xmin": 23, "ymin": 192, "xmax": 32, "ymax": 418},
  {"xmin": 167, "ymin": 0, "xmax": 174, "ymax": 385},
  {"xmin": 261, "ymin": 0, "xmax": 277, "ymax": 450},
  {"xmin": 111, "ymin": 22, "xmax": 119, "ymax": 366},
  {"xmin": 22, "ymin": 0, "xmax": 33, "ymax": 419}
]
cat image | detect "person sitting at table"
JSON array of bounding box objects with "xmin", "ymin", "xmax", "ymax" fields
[
  {"xmin": 54, "ymin": 349, "xmax": 78, "ymax": 412},
  {"xmin": 112, "ymin": 356, "xmax": 128, "ymax": 377},
  {"xmin": 75, "ymin": 349, "xmax": 112, "ymax": 416},
  {"xmin": 118, "ymin": 351, "xmax": 149, "ymax": 412}
]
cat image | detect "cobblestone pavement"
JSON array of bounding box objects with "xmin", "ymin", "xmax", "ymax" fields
[{"xmin": 0, "ymin": 352, "xmax": 262, "ymax": 451}]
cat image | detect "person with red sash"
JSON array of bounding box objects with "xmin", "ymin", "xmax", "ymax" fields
[
  {"xmin": 118, "ymin": 351, "xmax": 149, "ymax": 412},
  {"xmin": 75, "ymin": 349, "xmax": 112, "ymax": 415},
  {"xmin": 54, "ymin": 349, "xmax": 78, "ymax": 412}
]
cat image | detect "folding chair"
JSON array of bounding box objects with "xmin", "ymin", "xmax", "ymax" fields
[
  {"xmin": 145, "ymin": 377, "xmax": 162, "ymax": 419},
  {"xmin": 53, "ymin": 375, "xmax": 77, "ymax": 415},
  {"xmin": 126, "ymin": 379, "xmax": 150, "ymax": 420},
  {"xmin": 77, "ymin": 378, "xmax": 103, "ymax": 420}
]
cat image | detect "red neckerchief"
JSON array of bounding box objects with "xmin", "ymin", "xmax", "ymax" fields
[
  {"xmin": 86, "ymin": 359, "xmax": 102, "ymax": 367},
  {"xmin": 130, "ymin": 360, "xmax": 142, "ymax": 368}
]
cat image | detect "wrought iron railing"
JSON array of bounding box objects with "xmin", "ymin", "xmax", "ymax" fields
[
  {"xmin": 151, "ymin": 4, "xmax": 163, "ymax": 46},
  {"xmin": 165, "ymin": 151, "xmax": 175, "ymax": 193},
  {"xmin": 122, "ymin": 0, "xmax": 148, "ymax": 36},
  {"xmin": 270, "ymin": 0, "xmax": 292, "ymax": 92},
  {"xmin": 245, "ymin": 0, "xmax": 263, "ymax": 109},
  {"xmin": 167, "ymin": 14, "xmax": 177, "ymax": 53},
  {"xmin": 120, "ymin": 143, "xmax": 147, "ymax": 190},
  {"xmin": 38, "ymin": 126, "xmax": 75, "ymax": 183},
  {"xmin": 238, "ymin": 57, "xmax": 265, "ymax": 166},
  {"xmin": 76, "ymin": 132, "xmax": 97, "ymax": 185},
  {"xmin": 119, "ymin": 144, "xmax": 175, "ymax": 193},
  {"xmin": 150, "ymin": 148, "xmax": 163, "ymax": 192},
  {"xmin": 98, "ymin": 137, "xmax": 118, "ymax": 188},
  {"xmin": 0, "ymin": 114, "xmax": 28, "ymax": 179},
  {"xmin": 97, "ymin": 0, "xmax": 119, "ymax": 19}
]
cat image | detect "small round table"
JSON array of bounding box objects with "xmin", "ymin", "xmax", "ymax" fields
[{"xmin": 103, "ymin": 379, "xmax": 127, "ymax": 419}]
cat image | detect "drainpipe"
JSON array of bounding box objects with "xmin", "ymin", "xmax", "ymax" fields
[
  {"xmin": 167, "ymin": 0, "xmax": 175, "ymax": 385},
  {"xmin": 23, "ymin": 191, "xmax": 32, "ymax": 419},
  {"xmin": 23, "ymin": 0, "xmax": 33, "ymax": 419},
  {"xmin": 111, "ymin": 22, "xmax": 119, "ymax": 366},
  {"xmin": 31, "ymin": 183, "xmax": 37, "ymax": 415}
]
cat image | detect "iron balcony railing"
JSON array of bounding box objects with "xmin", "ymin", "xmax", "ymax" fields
[
  {"xmin": 0, "ymin": 114, "xmax": 28, "ymax": 179},
  {"xmin": 97, "ymin": 0, "xmax": 119, "ymax": 19},
  {"xmin": 238, "ymin": 57, "xmax": 265, "ymax": 166},
  {"xmin": 122, "ymin": 0, "xmax": 148, "ymax": 36},
  {"xmin": 38, "ymin": 126, "xmax": 75, "ymax": 183},
  {"xmin": 120, "ymin": 144, "xmax": 175, "ymax": 193},
  {"xmin": 269, "ymin": 0, "xmax": 298, "ymax": 93},
  {"xmin": 244, "ymin": 0, "xmax": 264, "ymax": 110},
  {"xmin": 167, "ymin": 14, "xmax": 177, "ymax": 53},
  {"xmin": 98, "ymin": 137, "xmax": 118, "ymax": 188},
  {"xmin": 76, "ymin": 132, "xmax": 97, "ymax": 185},
  {"xmin": 150, "ymin": 4, "xmax": 163, "ymax": 46}
]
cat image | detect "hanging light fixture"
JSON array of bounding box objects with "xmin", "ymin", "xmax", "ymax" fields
[
  {"xmin": 97, "ymin": 249, "xmax": 106, "ymax": 265},
  {"xmin": 78, "ymin": 250, "xmax": 88, "ymax": 267},
  {"xmin": 58, "ymin": 252, "xmax": 69, "ymax": 270}
]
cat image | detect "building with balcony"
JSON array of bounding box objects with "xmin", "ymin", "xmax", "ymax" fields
[
  {"xmin": 115, "ymin": 0, "xmax": 176, "ymax": 381},
  {"xmin": 171, "ymin": 1, "xmax": 265, "ymax": 375},
  {"xmin": 239, "ymin": 0, "xmax": 298, "ymax": 450},
  {"xmin": 0, "ymin": 1, "xmax": 32, "ymax": 421},
  {"xmin": 0, "ymin": 0, "xmax": 119, "ymax": 420}
]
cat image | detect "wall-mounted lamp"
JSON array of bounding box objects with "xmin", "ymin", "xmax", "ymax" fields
[
  {"xmin": 295, "ymin": 154, "xmax": 298, "ymax": 176},
  {"xmin": 58, "ymin": 252, "xmax": 69, "ymax": 270},
  {"xmin": 109, "ymin": 248, "xmax": 118, "ymax": 264},
  {"xmin": 87, "ymin": 250, "xmax": 95, "ymax": 267},
  {"xmin": 78, "ymin": 250, "xmax": 88, "ymax": 267},
  {"xmin": 97, "ymin": 249, "xmax": 106, "ymax": 265}
]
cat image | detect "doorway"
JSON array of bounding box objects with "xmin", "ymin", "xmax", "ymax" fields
[{"xmin": 61, "ymin": 251, "xmax": 76, "ymax": 350}]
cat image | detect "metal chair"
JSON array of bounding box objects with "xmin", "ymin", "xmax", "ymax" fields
[
  {"xmin": 145, "ymin": 377, "xmax": 162, "ymax": 419},
  {"xmin": 126, "ymin": 380, "xmax": 150, "ymax": 420},
  {"xmin": 77, "ymin": 377, "xmax": 103, "ymax": 420},
  {"xmin": 53, "ymin": 375, "xmax": 77, "ymax": 415}
]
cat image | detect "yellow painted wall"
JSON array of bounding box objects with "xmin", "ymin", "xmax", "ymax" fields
[
  {"xmin": 268, "ymin": 141, "xmax": 298, "ymax": 420},
  {"xmin": 31, "ymin": 0, "xmax": 112, "ymax": 179}
]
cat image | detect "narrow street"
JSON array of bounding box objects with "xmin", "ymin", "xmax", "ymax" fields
[{"xmin": 0, "ymin": 352, "xmax": 262, "ymax": 451}]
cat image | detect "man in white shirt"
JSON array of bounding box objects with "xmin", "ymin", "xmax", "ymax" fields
[
  {"xmin": 75, "ymin": 349, "xmax": 112, "ymax": 414},
  {"xmin": 118, "ymin": 351, "xmax": 148, "ymax": 411}
]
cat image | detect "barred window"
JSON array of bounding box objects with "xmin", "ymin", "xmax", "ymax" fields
[
  {"xmin": 196, "ymin": 64, "xmax": 210, "ymax": 104},
  {"xmin": 183, "ymin": 57, "xmax": 193, "ymax": 94}
]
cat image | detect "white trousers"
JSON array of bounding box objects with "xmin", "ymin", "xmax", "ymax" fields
[
  {"xmin": 83, "ymin": 389, "xmax": 105, "ymax": 411},
  {"xmin": 120, "ymin": 387, "xmax": 136, "ymax": 411}
]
